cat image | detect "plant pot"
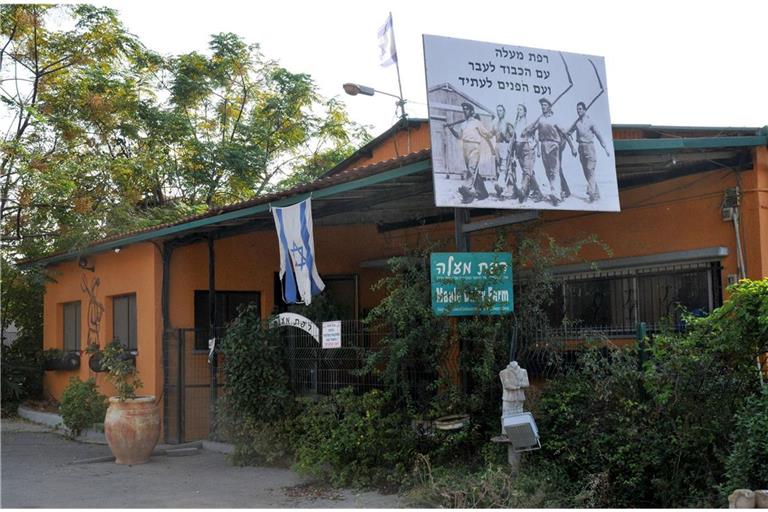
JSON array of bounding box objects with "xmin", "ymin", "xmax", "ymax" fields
[
  {"xmin": 434, "ymin": 414, "xmax": 470, "ymax": 431},
  {"xmin": 104, "ymin": 396, "xmax": 160, "ymax": 465},
  {"xmin": 89, "ymin": 350, "xmax": 135, "ymax": 373},
  {"xmin": 43, "ymin": 352, "xmax": 80, "ymax": 371}
]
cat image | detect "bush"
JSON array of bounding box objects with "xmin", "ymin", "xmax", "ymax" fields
[
  {"xmin": 213, "ymin": 395, "xmax": 302, "ymax": 467},
  {"xmin": 1, "ymin": 341, "xmax": 41, "ymax": 415},
  {"xmin": 59, "ymin": 377, "xmax": 108, "ymax": 436},
  {"xmin": 535, "ymin": 279, "xmax": 767, "ymax": 507},
  {"xmin": 535, "ymin": 346, "xmax": 659, "ymax": 507},
  {"xmin": 220, "ymin": 305, "xmax": 293, "ymax": 422},
  {"xmin": 294, "ymin": 387, "xmax": 416, "ymax": 489},
  {"xmin": 723, "ymin": 388, "xmax": 768, "ymax": 495}
]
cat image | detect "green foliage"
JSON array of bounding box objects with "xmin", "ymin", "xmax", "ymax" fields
[
  {"xmin": 1, "ymin": 341, "xmax": 41, "ymax": 415},
  {"xmin": 723, "ymin": 388, "xmax": 768, "ymax": 495},
  {"xmin": 99, "ymin": 340, "xmax": 142, "ymax": 400},
  {"xmin": 0, "ymin": 258, "xmax": 44, "ymax": 412},
  {"xmin": 536, "ymin": 346, "xmax": 660, "ymax": 507},
  {"xmin": 219, "ymin": 305, "xmax": 293, "ymax": 422},
  {"xmin": 213, "ymin": 396, "xmax": 301, "ymax": 467},
  {"xmin": 535, "ymin": 279, "xmax": 767, "ymax": 507},
  {"xmin": 363, "ymin": 248, "xmax": 452, "ymax": 411},
  {"xmin": 406, "ymin": 456, "xmax": 574, "ymax": 508},
  {"xmin": 294, "ymin": 388, "xmax": 416, "ymax": 489},
  {"xmin": 1, "ymin": 5, "xmax": 365, "ymax": 261},
  {"xmin": 59, "ymin": 377, "xmax": 107, "ymax": 437}
]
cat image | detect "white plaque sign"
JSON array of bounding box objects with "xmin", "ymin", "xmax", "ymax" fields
[{"xmin": 321, "ymin": 321, "xmax": 342, "ymax": 349}]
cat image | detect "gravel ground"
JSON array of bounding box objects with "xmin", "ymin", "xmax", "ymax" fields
[{"xmin": 1, "ymin": 418, "xmax": 402, "ymax": 508}]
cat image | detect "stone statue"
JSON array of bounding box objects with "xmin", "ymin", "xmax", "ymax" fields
[
  {"xmin": 498, "ymin": 361, "xmax": 530, "ymax": 472},
  {"xmin": 499, "ymin": 361, "xmax": 529, "ymax": 416}
]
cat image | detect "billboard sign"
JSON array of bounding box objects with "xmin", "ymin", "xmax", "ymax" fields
[
  {"xmin": 423, "ymin": 34, "xmax": 619, "ymax": 212},
  {"xmin": 430, "ymin": 252, "xmax": 513, "ymax": 316}
]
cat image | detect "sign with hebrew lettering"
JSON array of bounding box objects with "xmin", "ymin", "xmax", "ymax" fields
[
  {"xmin": 269, "ymin": 313, "xmax": 319, "ymax": 342},
  {"xmin": 423, "ymin": 34, "xmax": 620, "ymax": 212},
  {"xmin": 430, "ymin": 252, "xmax": 513, "ymax": 316},
  {"xmin": 321, "ymin": 321, "xmax": 341, "ymax": 349}
]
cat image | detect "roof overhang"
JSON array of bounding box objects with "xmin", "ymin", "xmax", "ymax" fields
[{"xmin": 21, "ymin": 130, "xmax": 767, "ymax": 269}]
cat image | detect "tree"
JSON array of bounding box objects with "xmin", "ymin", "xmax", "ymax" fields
[
  {"xmin": 1, "ymin": 5, "xmax": 367, "ymax": 261},
  {"xmin": 167, "ymin": 32, "xmax": 362, "ymax": 206},
  {"xmin": 0, "ymin": 4, "xmax": 162, "ymax": 258}
]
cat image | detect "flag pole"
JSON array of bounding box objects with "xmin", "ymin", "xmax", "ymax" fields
[{"xmin": 389, "ymin": 12, "xmax": 407, "ymax": 121}]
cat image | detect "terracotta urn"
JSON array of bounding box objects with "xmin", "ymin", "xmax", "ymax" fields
[{"xmin": 104, "ymin": 396, "xmax": 160, "ymax": 465}]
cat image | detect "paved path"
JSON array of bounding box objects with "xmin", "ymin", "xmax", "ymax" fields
[{"xmin": 1, "ymin": 418, "xmax": 402, "ymax": 508}]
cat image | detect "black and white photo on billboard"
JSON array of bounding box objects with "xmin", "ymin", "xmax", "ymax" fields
[{"xmin": 423, "ymin": 34, "xmax": 620, "ymax": 212}]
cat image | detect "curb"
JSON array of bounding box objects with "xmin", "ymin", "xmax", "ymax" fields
[
  {"xmin": 16, "ymin": 405, "xmax": 236, "ymax": 454},
  {"xmin": 17, "ymin": 405, "xmax": 61, "ymax": 429}
]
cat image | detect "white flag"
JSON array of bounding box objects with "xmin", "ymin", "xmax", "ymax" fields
[
  {"xmin": 272, "ymin": 198, "xmax": 325, "ymax": 305},
  {"xmin": 377, "ymin": 13, "xmax": 397, "ymax": 67}
]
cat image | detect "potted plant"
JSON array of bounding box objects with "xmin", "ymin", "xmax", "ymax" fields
[
  {"xmin": 99, "ymin": 340, "xmax": 160, "ymax": 465},
  {"xmin": 42, "ymin": 348, "xmax": 80, "ymax": 371}
]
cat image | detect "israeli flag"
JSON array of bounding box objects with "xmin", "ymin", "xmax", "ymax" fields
[
  {"xmin": 272, "ymin": 198, "xmax": 325, "ymax": 305},
  {"xmin": 377, "ymin": 13, "xmax": 397, "ymax": 67}
]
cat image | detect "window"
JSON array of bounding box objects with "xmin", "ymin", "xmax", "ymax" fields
[
  {"xmin": 273, "ymin": 272, "xmax": 359, "ymax": 320},
  {"xmin": 194, "ymin": 291, "xmax": 260, "ymax": 350},
  {"xmin": 112, "ymin": 294, "xmax": 137, "ymax": 351},
  {"xmin": 321, "ymin": 275, "xmax": 359, "ymax": 320},
  {"xmin": 544, "ymin": 262, "xmax": 721, "ymax": 335},
  {"xmin": 62, "ymin": 301, "xmax": 81, "ymax": 353}
]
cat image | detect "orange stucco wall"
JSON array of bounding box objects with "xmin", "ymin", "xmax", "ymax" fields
[
  {"xmin": 741, "ymin": 146, "xmax": 768, "ymax": 279},
  {"xmin": 42, "ymin": 242, "xmax": 163, "ymax": 402}
]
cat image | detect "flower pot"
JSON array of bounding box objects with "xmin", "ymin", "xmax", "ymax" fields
[
  {"xmin": 104, "ymin": 396, "xmax": 160, "ymax": 465},
  {"xmin": 89, "ymin": 350, "xmax": 135, "ymax": 373},
  {"xmin": 43, "ymin": 352, "xmax": 80, "ymax": 371}
]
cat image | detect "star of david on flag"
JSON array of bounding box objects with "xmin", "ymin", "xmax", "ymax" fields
[{"xmin": 272, "ymin": 198, "xmax": 325, "ymax": 305}]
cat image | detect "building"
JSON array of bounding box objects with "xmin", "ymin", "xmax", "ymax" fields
[{"xmin": 28, "ymin": 118, "xmax": 768, "ymax": 442}]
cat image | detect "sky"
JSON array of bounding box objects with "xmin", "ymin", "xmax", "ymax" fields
[{"xmin": 104, "ymin": 0, "xmax": 768, "ymax": 138}]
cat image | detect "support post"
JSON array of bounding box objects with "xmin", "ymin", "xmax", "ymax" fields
[
  {"xmin": 454, "ymin": 208, "xmax": 470, "ymax": 252},
  {"xmin": 161, "ymin": 242, "xmax": 174, "ymax": 443},
  {"xmin": 636, "ymin": 321, "xmax": 648, "ymax": 371},
  {"xmin": 207, "ymin": 236, "xmax": 218, "ymax": 435}
]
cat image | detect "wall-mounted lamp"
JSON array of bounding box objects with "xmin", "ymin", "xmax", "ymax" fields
[{"xmin": 78, "ymin": 256, "xmax": 95, "ymax": 272}]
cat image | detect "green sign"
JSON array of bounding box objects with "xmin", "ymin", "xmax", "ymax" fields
[{"xmin": 430, "ymin": 252, "xmax": 514, "ymax": 316}]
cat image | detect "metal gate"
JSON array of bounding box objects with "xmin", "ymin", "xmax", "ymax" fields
[{"xmin": 163, "ymin": 328, "xmax": 225, "ymax": 444}]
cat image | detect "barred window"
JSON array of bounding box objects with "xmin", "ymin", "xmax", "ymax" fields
[{"xmin": 546, "ymin": 262, "xmax": 721, "ymax": 335}]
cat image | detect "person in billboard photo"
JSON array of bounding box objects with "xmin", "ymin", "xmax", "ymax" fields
[
  {"xmin": 511, "ymin": 103, "xmax": 545, "ymax": 204},
  {"xmin": 567, "ymin": 101, "xmax": 611, "ymax": 203},
  {"xmin": 491, "ymin": 104, "xmax": 519, "ymax": 200},
  {"xmin": 446, "ymin": 102, "xmax": 495, "ymax": 203},
  {"xmin": 523, "ymin": 97, "xmax": 576, "ymax": 206}
]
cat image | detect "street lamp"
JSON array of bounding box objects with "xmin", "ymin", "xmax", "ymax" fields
[{"xmin": 343, "ymin": 82, "xmax": 407, "ymax": 121}]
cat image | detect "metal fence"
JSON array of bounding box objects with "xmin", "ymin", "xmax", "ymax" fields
[
  {"xmin": 164, "ymin": 317, "xmax": 730, "ymax": 443},
  {"xmin": 282, "ymin": 320, "xmax": 385, "ymax": 396}
]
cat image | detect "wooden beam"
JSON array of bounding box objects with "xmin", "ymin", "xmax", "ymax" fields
[{"xmin": 461, "ymin": 211, "xmax": 540, "ymax": 234}]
